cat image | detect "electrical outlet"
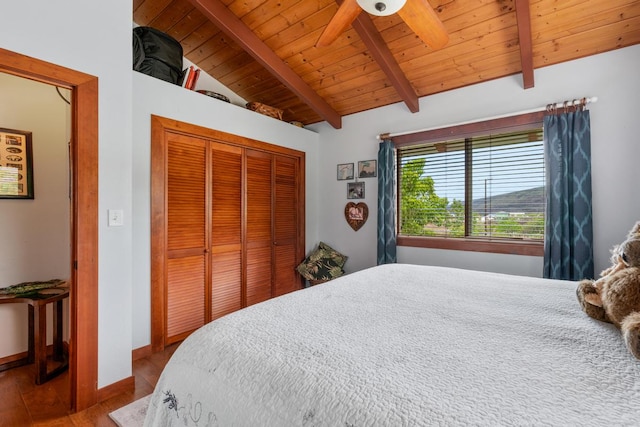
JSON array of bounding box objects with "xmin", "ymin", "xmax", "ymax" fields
[{"xmin": 108, "ymin": 209, "xmax": 124, "ymax": 227}]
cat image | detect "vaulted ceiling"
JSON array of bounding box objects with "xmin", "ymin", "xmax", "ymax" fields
[{"xmin": 133, "ymin": 0, "xmax": 640, "ymax": 129}]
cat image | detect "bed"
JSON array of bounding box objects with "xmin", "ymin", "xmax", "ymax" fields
[{"xmin": 143, "ymin": 264, "xmax": 640, "ymax": 426}]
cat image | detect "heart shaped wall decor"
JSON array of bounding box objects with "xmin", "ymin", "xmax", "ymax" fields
[{"xmin": 345, "ymin": 202, "xmax": 369, "ymax": 231}]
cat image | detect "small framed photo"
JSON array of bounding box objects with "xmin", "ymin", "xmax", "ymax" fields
[
  {"xmin": 358, "ymin": 160, "xmax": 377, "ymax": 178},
  {"xmin": 337, "ymin": 163, "xmax": 354, "ymax": 180},
  {"xmin": 0, "ymin": 127, "xmax": 34, "ymax": 199},
  {"xmin": 347, "ymin": 181, "xmax": 365, "ymax": 199}
]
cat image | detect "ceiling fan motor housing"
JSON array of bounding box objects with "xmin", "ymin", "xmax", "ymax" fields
[{"xmin": 356, "ymin": 0, "xmax": 406, "ymax": 16}]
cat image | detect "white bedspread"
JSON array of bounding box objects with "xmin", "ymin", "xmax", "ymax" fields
[{"xmin": 144, "ymin": 264, "xmax": 640, "ymax": 426}]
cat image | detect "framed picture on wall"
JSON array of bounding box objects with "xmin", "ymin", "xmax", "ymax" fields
[
  {"xmin": 347, "ymin": 181, "xmax": 365, "ymax": 199},
  {"xmin": 0, "ymin": 128, "xmax": 34, "ymax": 199},
  {"xmin": 337, "ymin": 163, "xmax": 354, "ymax": 180},
  {"xmin": 358, "ymin": 160, "xmax": 377, "ymax": 178}
]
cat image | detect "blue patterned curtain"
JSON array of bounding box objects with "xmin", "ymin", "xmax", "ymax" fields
[
  {"xmin": 377, "ymin": 139, "xmax": 397, "ymax": 264},
  {"xmin": 543, "ymin": 108, "xmax": 593, "ymax": 280}
]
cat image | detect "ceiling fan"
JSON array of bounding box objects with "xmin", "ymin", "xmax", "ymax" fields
[{"xmin": 316, "ymin": 0, "xmax": 448, "ymax": 49}]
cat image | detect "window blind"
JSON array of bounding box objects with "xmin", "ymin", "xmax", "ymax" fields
[{"xmin": 398, "ymin": 128, "xmax": 545, "ymax": 240}]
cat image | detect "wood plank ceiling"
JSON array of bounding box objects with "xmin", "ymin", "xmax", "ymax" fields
[{"xmin": 133, "ymin": 0, "xmax": 640, "ymax": 128}]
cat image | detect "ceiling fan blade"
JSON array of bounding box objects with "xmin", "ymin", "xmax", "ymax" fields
[
  {"xmin": 316, "ymin": 0, "xmax": 362, "ymax": 47},
  {"xmin": 397, "ymin": 0, "xmax": 449, "ymax": 50}
]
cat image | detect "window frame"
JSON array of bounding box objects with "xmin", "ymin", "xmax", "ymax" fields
[{"xmin": 393, "ymin": 111, "xmax": 546, "ymax": 256}]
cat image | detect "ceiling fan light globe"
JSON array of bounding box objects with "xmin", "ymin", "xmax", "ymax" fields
[{"xmin": 356, "ymin": 0, "xmax": 406, "ymax": 16}]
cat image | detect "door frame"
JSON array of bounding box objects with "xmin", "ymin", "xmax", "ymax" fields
[{"xmin": 0, "ymin": 48, "xmax": 99, "ymax": 412}]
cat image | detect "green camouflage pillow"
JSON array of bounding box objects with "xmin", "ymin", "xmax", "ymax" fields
[
  {"xmin": 296, "ymin": 242, "xmax": 347, "ymax": 284},
  {"xmin": 318, "ymin": 242, "xmax": 348, "ymax": 268}
]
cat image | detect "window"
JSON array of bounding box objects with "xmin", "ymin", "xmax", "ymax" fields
[{"xmin": 394, "ymin": 112, "xmax": 545, "ymax": 256}]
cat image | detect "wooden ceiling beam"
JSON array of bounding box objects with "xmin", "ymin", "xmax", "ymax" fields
[
  {"xmin": 350, "ymin": 6, "xmax": 420, "ymax": 113},
  {"xmin": 187, "ymin": 0, "xmax": 342, "ymax": 129},
  {"xmin": 515, "ymin": 0, "xmax": 535, "ymax": 89}
]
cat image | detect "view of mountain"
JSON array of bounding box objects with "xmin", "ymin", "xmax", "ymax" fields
[{"xmin": 471, "ymin": 186, "xmax": 545, "ymax": 214}]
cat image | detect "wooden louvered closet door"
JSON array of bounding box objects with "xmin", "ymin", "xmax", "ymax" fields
[
  {"xmin": 273, "ymin": 155, "xmax": 300, "ymax": 297},
  {"xmin": 152, "ymin": 117, "xmax": 305, "ymax": 351},
  {"xmin": 165, "ymin": 133, "xmax": 207, "ymax": 344},
  {"xmin": 245, "ymin": 149, "xmax": 273, "ymax": 306},
  {"xmin": 245, "ymin": 150, "xmax": 301, "ymax": 303},
  {"xmin": 210, "ymin": 142, "xmax": 243, "ymax": 320}
]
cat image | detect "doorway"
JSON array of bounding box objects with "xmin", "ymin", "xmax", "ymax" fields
[{"xmin": 0, "ymin": 48, "xmax": 99, "ymax": 412}]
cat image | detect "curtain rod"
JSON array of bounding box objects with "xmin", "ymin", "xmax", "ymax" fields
[{"xmin": 377, "ymin": 96, "xmax": 598, "ymax": 140}]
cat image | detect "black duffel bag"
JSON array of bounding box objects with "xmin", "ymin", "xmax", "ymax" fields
[{"xmin": 133, "ymin": 26, "xmax": 184, "ymax": 85}]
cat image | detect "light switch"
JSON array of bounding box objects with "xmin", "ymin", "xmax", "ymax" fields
[{"xmin": 108, "ymin": 209, "xmax": 124, "ymax": 227}]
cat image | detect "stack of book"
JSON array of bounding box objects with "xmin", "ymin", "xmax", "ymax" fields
[{"xmin": 182, "ymin": 65, "xmax": 201, "ymax": 90}]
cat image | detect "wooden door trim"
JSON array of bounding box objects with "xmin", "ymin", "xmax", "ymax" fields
[
  {"xmin": 0, "ymin": 48, "xmax": 99, "ymax": 412},
  {"xmin": 150, "ymin": 115, "xmax": 305, "ymax": 352},
  {"xmin": 297, "ymin": 155, "xmax": 306, "ymax": 279},
  {"xmin": 151, "ymin": 115, "xmax": 306, "ymax": 157},
  {"xmin": 150, "ymin": 116, "xmax": 167, "ymax": 352}
]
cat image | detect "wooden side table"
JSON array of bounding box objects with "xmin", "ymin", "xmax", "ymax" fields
[{"xmin": 0, "ymin": 287, "xmax": 69, "ymax": 384}]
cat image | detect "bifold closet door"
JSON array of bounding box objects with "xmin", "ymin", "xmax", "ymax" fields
[
  {"xmin": 273, "ymin": 155, "xmax": 300, "ymax": 297},
  {"xmin": 245, "ymin": 149, "xmax": 273, "ymax": 306},
  {"xmin": 165, "ymin": 133, "xmax": 207, "ymax": 344},
  {"xmin": 210, "ymin": 142, "xmax": 243, "ymax": 320},
  {"xmin": 151, "ymin": 116, "xmax": 306, "ymax": 352}
]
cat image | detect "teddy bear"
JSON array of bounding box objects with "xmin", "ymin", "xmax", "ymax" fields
[{"xmin": 576, "ymin": 221, "xmax": 640, "ymax": 360}]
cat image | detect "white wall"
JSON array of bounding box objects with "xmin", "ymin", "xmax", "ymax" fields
[
  {"xmin": 309, "ymin": 45, "xmax": 640, "ymax": 278},
  {"xmin": 131, "ymin": 71, "xmax": 320, "ymax": 349},
  {"xmin": 0, "ymin": 73, "xmax": 71, "ymax": 358},
  {"xmin": 0, "ymin": 0, "xmax": 134, "ymax": 387}
]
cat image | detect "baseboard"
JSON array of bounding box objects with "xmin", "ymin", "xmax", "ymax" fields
[
  {"xmin": 97, "ymin": 343, "xmax": 149, "ymax": 402},
  {"xmin": 0, "ymin": 350, "xmax": 28, "ymax": 366},
  {"xmin": 0, "ymin": 341, "xmax": 70, "ymax": 370},
  {"xmin": 132, "ymin": 344, "xmax": 152, "ymax": 361},
  {"xmin": 0, "ymin": 350, "xmax": 29, "ymax": 372},
  {"xmin": 97, "ymin": 375, "xmax": 135, "ymax": 402}
]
